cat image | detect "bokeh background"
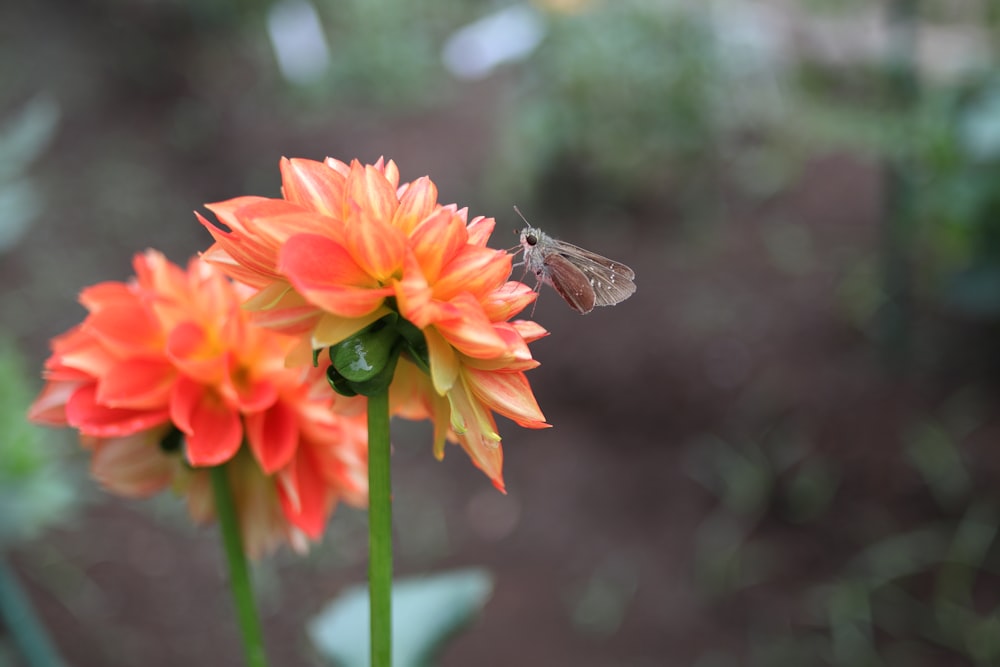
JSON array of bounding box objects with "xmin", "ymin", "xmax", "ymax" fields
[{"xmin": 5, "ymin": 0, "xmax": 1000, "ymax": 665}]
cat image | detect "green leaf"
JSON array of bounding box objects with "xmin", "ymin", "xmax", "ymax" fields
[
  {"xmin": 0, "ymin": 337, "xmax": 75, "ymax": 549},
  {"xmin": 309, "ymin": 569, "xmax": 494, "ymax": 667}
]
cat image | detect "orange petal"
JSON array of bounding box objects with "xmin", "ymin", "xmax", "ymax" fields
[
  {"xmin": 434, "ymin": 294, "xmax": 510, "ymax": 360},
  {"xmin": 280, "ymin": 157, "xmax": 347, "ymax": 217},
  {"xmin": 66, "ymin": 384, "xmax": 170, "ymax": 437},
  {"xmin": 394, "ymin": 250, "xmax": 437, "ymax": 329},
  {"xmin": 84, "ymin": 304, "xmax": 162, "ymax": 357},
  {"xmin": 277, "ymin": 445, "xmax": 332, "ymax": 538},
  {"xmin": 466, "ymin": 216, "xmax": 496, "ymax": 247},
  {"xmin": 170, "ymin": 378, "xmax": 243, "ymax": 467},
  {"xmin": 482, "ymin": 281, "xmax": 537, "ymax": 321},
  {"xmin": 280, "ymin": 233, "xmax": 373, "ymax": 288},
  {"xmin": 511, "ymin": 319, "xmax": 549, "ymax": 343},
  {"xmin": 346, "ymin": 161, "xmax": 398, "ymax": 227},
  {"xmin": 345, "ymin": 205, "xmax": 407, "ymax": 282},
  {"xmin": 79, "ymin": 281, "xmax": 136, "ymax": 311},
  {"xmin": 408, "ymin": 209, "xmax": 468, "ymax": 283},
  {"xmin": 245, "ymin": 400, "xmax": 298, "ymax": 473},
  {"xmin": 434, "ymin": 246, "xmax": 512, "ymax": 302},
  {"xmin": 424, "ymin": 327, "xmax": 460, "ymax": 394},
  {"xmin": 281, "ymin": 234, "xmax": 393, "ymax": 317},
  {"xmin": 28, "ymin": 380, "xmax": 80, "ymax": 425},
  {"xmin": 447, "ymin": 377, "xmax": 505, "ymax": 491},
  {"xmin": 91, "ymin": 433, "xmax": 176, "ymax": 498},
  {"xmin": 97, "ymin": 358, "xmax": 176, "ymax": 409},
  {"xmin": 465, "ymin": 368, "xmax": 549, "ymax": 429},
  {"xmin": 312, "ymin": 308, "xmax": 391, "ymax": 348},
  {"xmin": 392, "ymin": 176, "xmax": 439, "ymax": 234},
  {"xmin": 165, "ymin": 322, "xmax": 225, "ymax": 384}
]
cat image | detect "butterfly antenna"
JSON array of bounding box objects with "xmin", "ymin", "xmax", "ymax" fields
[{"xmin": 513, "ymin": 205, "xmax": 531, "ymax": 226}]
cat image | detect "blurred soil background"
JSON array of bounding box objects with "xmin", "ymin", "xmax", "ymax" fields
[{"xmin": 6, "ymin": 1, "xmax": 1000, "ymax": 666}]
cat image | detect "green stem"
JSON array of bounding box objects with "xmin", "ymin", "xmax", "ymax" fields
[
  {"xmin": 0, "ymin": 554, "xmax": 68, "ymax": 667},
  {"xmin": 367, "ymin": 389, "xmax": 393, "ymax": 667},
  {"xmin": 210, "ymin": 465, "xmax": 269, "ymax": 667}
]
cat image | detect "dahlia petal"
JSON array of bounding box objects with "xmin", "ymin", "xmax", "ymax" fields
[
  {"xmin": 482, "ymin": 281, "xmax": 537, "ymax": 321},
  {"xmin": 228, "ymin": 375, "xmax": 279, "ymax": 414},
  {"xmin": 434, "ymin": 295, "xmax": 511, "ymax": 359},
  {"xmin": 91, "ymin": 433, "xmax": 176, "ymax": 497},
  {"xmin": 245, "ymin": 401, "xmax": 298, "ymax": 473},
  {"xmin": 280, "ymin": 157, "xmax": 347, "ymax": 217},
  {"xmin": 394, "ymin": 251, "xmax": 437, "ymax": 329},
  {"xmin": 85, "ymin": 304, "xmax": 162, "ymax": 357},
  {"xmin": 200, "ymin": 240, "xmax": 272, "ymax": 289},
  {"xmin": 281, "ymin": 234, "xmax": 393, "ymax": 317},
  {"xmin": 170, "ymin": 378, "xmax": 243, "ymax": 467},
  {"xmin": 295, "ymin": 283, "xmax": 393, "ymax": 319},
  {"xmin": 66, "ymin": 385, "xmax": 170, "ymax": 437},
  {"xmin": 281, "ymin": 233, "xmax": 373, "ymax": 288},
  {"xmin": 245, "ymin": 289, "xmax": 324, "ymax": 337},
  {"xmin": 51, "ymin": 330, "xmax": 118, "ymax": 379},
  {"xmin": 434, "ymin": 246, "xmax": 512, "ymax": 302},
  {"xmin": 511, "ymin": 319, "xmax": 549, "ymax": 343},
  {"xmin": 466, "ymin": 216, "xmax": 497, "ymax": 247},
  {"xmin": 28, "ymin": 381, "xmax": 82, "ymax": 425},
  {"xmin": 424, "ymin": 327, "xmax": 459, "ymax": 395},
  {"xmin": 79, "ymin": 281, "xmax": 135, "ymax": 311},
  {"xmin": 166, "ymin": 322, "xmax": 226, "ymax": 384},
  {"xmin": 243, "ymin": 281, "xmax": 294, "ymax": 311},
  {"xmin": 346, "ymin": 162, "xmax": 398, "ymax": 227},
  {"xmin": 409, "ymin": 209, "xmax": 468, "ymax": 284},
  {"xmin": 312, "ymin": 308, "xmax": 391, "ymax": 348},
  {"xmin": 465, "ymin": 368, "xmax": 549, "ymax": 429},
  {"xmin": 447, "ymin": 378, "xmax": 505, "ymax": 491},
  {"xmin": 392, "ymin": 176, "xmax": 439, "ymax": 235},
  {"xmin": 383, "ymin": 159, "xmax": 400, "ymax": 190},
  {"xmin": 345, "ymin": 207, "xmax": 406, "ymax": 282},
  {"xmin": 277, "ymin": 447, "xmax": 332, "ymax": 538},
  {"xmin": 97, "ymin": 358, "xmax": 176, "ymax": 409},
  {"xmin": 324, "ymin": 156, "xmax": 351, "ymax": 177}
]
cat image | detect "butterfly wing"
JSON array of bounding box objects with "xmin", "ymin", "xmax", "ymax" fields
[
  {"xmin": 550, "ymin": 239, "xmax": 636, "ymax": 308},
  {"xmin": 543, "ymin": 253, "xmax": 597, "ymax": 314}
]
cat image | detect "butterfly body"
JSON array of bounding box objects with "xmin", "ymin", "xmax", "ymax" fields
[{"xmin": 518, "ymin": 225, "xmax": 636, "ymax": 314}]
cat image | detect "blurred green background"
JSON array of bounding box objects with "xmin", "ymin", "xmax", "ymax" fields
[{"xmin": 6, "ymin": 0, "xmax": 1000, "ymax": 665}]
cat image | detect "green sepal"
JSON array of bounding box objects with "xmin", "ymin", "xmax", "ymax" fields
[
  {"xmin": 324, "ymin": 313, "xmax": 408, "ymax": 397},
  {"xmin": 396, "ymin": 317, "xmax": 430, "ymax": 374},
  {"xmin": 326, "ymin": 366, "xmax": 359, "ymax": 397},
  {"xmin": 331, "ymin": 316, "xmax": 400, "ymax": 383}
]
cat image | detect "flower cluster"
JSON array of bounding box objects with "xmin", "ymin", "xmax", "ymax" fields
[
  {"xmin": 200, "ymin": 157, "xmax": 549, "ymax": 490},
  {"xmin": 29, "ymin": 250, "xmax": 368, "ymax": 556}
]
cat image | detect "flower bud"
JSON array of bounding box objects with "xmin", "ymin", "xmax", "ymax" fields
[{"xmin": 326, "ymin": 315, "xmax": 404, "ymax": 397}]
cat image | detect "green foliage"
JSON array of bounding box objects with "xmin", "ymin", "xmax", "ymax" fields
[
  {"xmin": 0, "ymin": 338, "xmax": 74, "ymax": 550},
  {"xmin": 685, "ymin": 433, "xmax": 841, "ymax": 595},
  {"xmin": 308, "ymin": 569, "xmax": 494, "ymax": 667},
  {"xmin": 794, "ymin": 60, "xmax": 1000, "ymax": 320},
  {"xmin": 0, "ymin": 95, "xmax": 59, "ymax": 253},
  {"xmin": 494, "ymin": 1, "xmax": 778, "ymax": 213},
  {"xmin": 312, "ymin": 0, "xmax": 471, "ymax": 109},
  {"xmin": 692, "ymin": 400, "xmax": 1000, "ymax": 666}
]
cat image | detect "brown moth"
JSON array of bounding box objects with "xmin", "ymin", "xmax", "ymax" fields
[{"xmin": 515, "ymin": 207, "xmax": 636, "ymax": 314}]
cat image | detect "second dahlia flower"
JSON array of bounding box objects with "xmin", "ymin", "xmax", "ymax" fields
[
  {"xmin": 28, "ymin": 250, "xmax": 368, "ymax": 556},
  {"xmin": 200, "ymin": 156, "xmax": 549, "ymax": 490}
]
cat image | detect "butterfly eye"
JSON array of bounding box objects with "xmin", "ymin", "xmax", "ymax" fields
[{"xmin": 526, "ymin": 234, "xmax": 538, "ymax": 246}]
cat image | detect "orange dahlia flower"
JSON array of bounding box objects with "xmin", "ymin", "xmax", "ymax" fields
[
  {"xmin": 200, "ymin": 157, "xmax": 549, "ymax": 490},
  {"xmin": 28, "ymin": 250, "xmax": 368, "ymax": 556}
]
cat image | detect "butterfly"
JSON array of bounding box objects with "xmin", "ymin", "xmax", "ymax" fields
[{"xmin": 515, "ymin": 207, "xmax": 636, "ymax": 314}]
